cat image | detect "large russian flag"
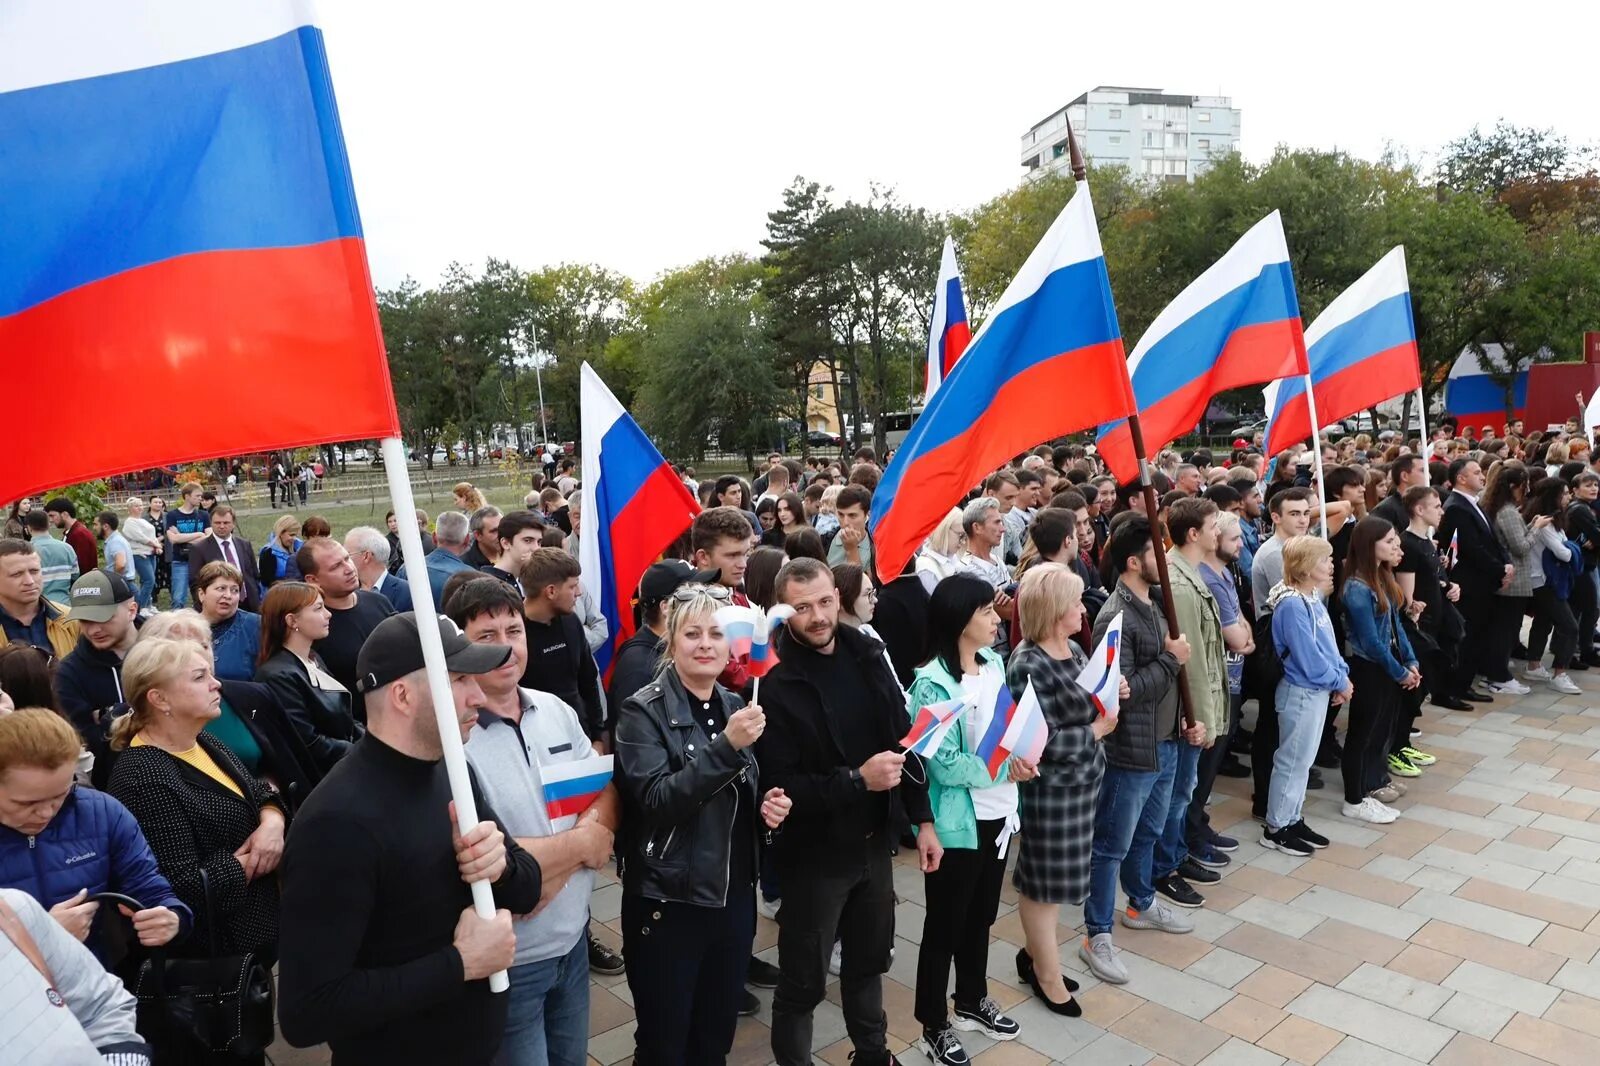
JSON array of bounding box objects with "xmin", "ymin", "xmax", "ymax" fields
[
  {"xmin": 579, "ymin": 363, "xmax": 701, "ymax": 678},
  {"xmin": 1097, "ymin": 212, "xmax": 1308, "ymax": 483},
  {"xmin": 1444, "ymin": 346, "xmax": 1529, "ymax": 435},
  {"xmin": 1262, "ymin": 247, "xmax": 1421, "ymax": 458},
  {"xmin": 923, "ymin": 236, "xmax": 972, "ymax": 403},
  {"xmin": 871, "ymin": 184, "xmax": 1133, "ymax": 583},
  {"xmin": 0, "ymin": 0, "xmax": 399, "ymax": 503}
]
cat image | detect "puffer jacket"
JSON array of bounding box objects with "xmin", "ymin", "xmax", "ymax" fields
[
  {"xmin": 614, "ymin": 669, "xmax": 761, "ymax": 908},
  {"xmin": 0, "ymin": 786, "xmax": 191, "ymax": 963},
  {"xmin": 1093, "ymin": 581, "xmax": 1181, "ymax": 772}
]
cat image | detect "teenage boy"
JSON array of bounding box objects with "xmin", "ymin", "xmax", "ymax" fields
[{"xmin": 162, "ymin": 481, "xmax": 211, "ymax": 609}]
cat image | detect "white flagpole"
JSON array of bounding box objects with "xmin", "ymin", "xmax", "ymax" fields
[
  {"xmin": 1302, "ymin": 374, "xmax": 1330, "ymax": 537},
  {"xmin": 1416, "ymin": 387, "xmax": 1431, "ymax": 464},
  {"xmin": 380, "ymin": 437, "xmax": 509, "ymax": 993}
]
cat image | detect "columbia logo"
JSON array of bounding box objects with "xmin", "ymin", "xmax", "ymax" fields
[{"xmin": 63, "ymin": 850, "xmax": 97, "ymax": 865}]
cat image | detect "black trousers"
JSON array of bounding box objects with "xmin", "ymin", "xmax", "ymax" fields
[
  {"xmin": 1344, "ymin": 657, "xmax": 1401, "ymax": 805},
  {"xmin": 1528, "ymin": 583, "xmax": 1578, "ymax": 670},
  {"xmin": 1486, "ymin": 595, "xmax": 1529, "ymax": 686},
  {"xmin": 622, "ymin": 890, "xmax": 755, "ymax": 1066},
  {"xmin": 1574, "ymin": 570, "xmax": 1599, "ymax": 662},
  {"xmin": 1451, "ymin": 584, "xmax": 1497, "ymax": 692},
  {"xmin": 1188, "ymin": 691, "xmax": 1241, "ymax": 848},
  {"xmin": 915, "ymin": 818, "xmax": 1006, "ymax": 1029},
  {"xmin": 1250, "ymin": 682, "xmax": 1280, "ymax": 818},
  {"xmin": 771, "ymin": 843, "xmax": 895, "ymax": 1066}
]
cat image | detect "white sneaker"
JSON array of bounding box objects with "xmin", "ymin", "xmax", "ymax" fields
[
  {"xmin": 1342, "ymin": 798, "xmax": 1398, "ymax": 824},
  {"xmin": 828, "ymin": 940, "xmax": 842, "ymax": 976},
  {"xmin": 1524, "ymin": 665, "xmax": 1554, "ymax": 682},
  {"xmin": 757, "ymin": 895, "xmax": 781, "ymax": 921},
  {"xmin": 1375, "ymin": 799, "xmax": 1402, "ymax": 819},
  {"xmin": 1552, "ymin": 674, "xmax": 1583, "ymax": 695},
  {"xmin": 1488, "ymin": 679, "xmax": 1531, "ymax": 696}
]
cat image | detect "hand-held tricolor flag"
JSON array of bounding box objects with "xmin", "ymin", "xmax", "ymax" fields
[
  {"xmin": 1262, "ymin": 247, "xmax": 1421, "ymax": 458},
  {"xmin": 580, "ymin": 363, "xmax": 701, "ymax": 677},
  {"xmin": 923, "ymin": 236, "xmax": 972, "ymax": 403},
  {"xmin": 967, "ymin": 673, "xmax": 1019, "ymax": 779},
  {"xmin": 872, "ymin": 184, "xmax": 1133, "ymax": 582},
  {"xmin": 993, "ymin": 678, "xmax": 1048, "ymax": 773},
  {"xmin": 541, "ymin": 755, "xmax": 614, "ymax": 821},
  {"xmin": 0, "ymin": 0, "xmax": 400, "ymax": 503},
  {"xmin": 712, "ymin": 603, "xmax": 795, "ymax": 679},
  {"xmin": 1097, "ymin": 211, "xmax": 1309, "ymax": 483},
  {"xmin": 900, "ymin": 695, "xmax": 966, "ymax": 757},
  {"xmin": 1076, "ymin": 613, "xmax": 1124, "ymax": 720}
]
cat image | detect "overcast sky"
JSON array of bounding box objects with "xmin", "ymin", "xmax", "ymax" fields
[{"xmin": 319, "ymin": 0, "xmax": 1590, "ymax": 291}]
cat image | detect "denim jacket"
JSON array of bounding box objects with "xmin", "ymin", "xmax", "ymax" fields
[{"xmin": 1339, "ymin": 576, "xmax": 1416, "ymax": 683}]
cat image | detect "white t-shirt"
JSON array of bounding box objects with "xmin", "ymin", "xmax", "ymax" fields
[{"xmin": 961, "ymin": 668, "xmax": 1019, "ymax": 823}]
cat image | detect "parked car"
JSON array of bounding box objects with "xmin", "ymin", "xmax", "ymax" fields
[{"xmin": 806, "ymin": 430, "xmax": 841, "ymax": 448}]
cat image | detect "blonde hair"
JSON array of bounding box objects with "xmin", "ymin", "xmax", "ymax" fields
[
  {"xmin": 1215, "ymin": 511, "xmax": 1241, "ymax": 539},
  {"xmin": 112, "ymin": 638, "xmax": 207, "ymax": 750},
  {"xmin": 138, "ymin": 609, "xmax": 212, "ymax": 646},
  {"xmin": 1282, "ymin": 535, "xmax": 1333, "ymax": 587},
  {"xmin": 1016, "ymin": 562, "xmax": 1084, "ymax": 645},
  {"xmin": 0, "ymin": 708, "xmax": 82, "ymax": 775},
  {"xmin": 272, "ymin": 514, "xmax": 300, "ymax": 539},
  {"xmin": 818, "ymin": 485, "xmax": 843, "ymax": 516},
  {"xmin": 453, "ymin": 482, "xmax": 487, "ymax": 512},
  {"xmin": 923, "ymin": 507, "xmax": 966, "ymax": 559},
  {"xmin": 658, "ymin": 585, "xmax": 730, "ymax": 675}
]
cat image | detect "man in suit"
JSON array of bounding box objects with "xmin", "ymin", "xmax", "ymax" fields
[
  {"xmin": 345, "ymin": 526, "xmax": 413, "ymax": 612},
  {"xmin": 1436, "ymin": 458, "xmax": 1509, "ymax": 702},
  {"xmin": 188, "ymin": 505, "xmax": 261, "ymax": 611}
]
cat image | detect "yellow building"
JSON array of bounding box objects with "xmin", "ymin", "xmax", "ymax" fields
[{"xmin": 806, "ymin": 361, "xmax": 845, "ymax": 436}]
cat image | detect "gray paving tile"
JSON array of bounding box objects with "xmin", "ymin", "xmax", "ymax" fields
[
  {"xmin": 1477, "ymin": 839, "xmax": 1572, "ymax": 874},
  {"xmin": 1184, "ymin": 946, "xmax": 1261, "ymax": 988},
  {"xmin": 1061, "ymin": 1031, "xmax": 1155, "ymax": 1066},
  {"xmin": 1318, "ymin": 1035, "xmax": 1426, "ymax": 1064},
  {"xmin": 1530, "ymin": 871, "xmax": 1600, "ymax": 908},
  {"xmin": 1399, "ymin": 889, "xmax": 1547, "ymax": 946},
  {"xmin": 1187, "ymin": 906, "xmax": 1243, "ymax": 944},
  {"xmin": 1336, "ymin": 962, "xmax": 1454, "ymax": 1018},
  {"xmin": 1532, "ymin": 812, "xmax": 1600, "ymax": 844},
  {"xmin": 1228, "ymin": 896, "xmax": 1324, "ymax": 939},
  {"xmin": 1402, "ymin": 805, "xmax": 1514, "ymax": 839},
  {"xmin": 1441, "ymin": 959, "xmax": 1558, "ymax": 1017},
  {"xmin": 1412, "ymin": 844, "xmax": 1541, "ymax": 890},
  {"xmin": 1286, "ymin": 984, "xmax": 1454, "ymax": 1062},
  {"xmin": 1116, "ymin": 951, "xmax": 1235, "ymax": 1020},
  {"xmin": 1430, "ymin": 990, "xmax": 1514, "ymax": 1041},
  {"xmin": 1553, "ymin": 958, "xmax": 1600, "ymax": 999},
  {"xmin": 1447, "ymin": 780, "xmax": 1526, "ymax": 805},
  {"xmin": 1197, "ymin": 1036, "xmax": 1286, "ymax": 1066},
  {"xmin": 1292, "ymin": 885, "xmax": 1427, "ymax": 940}
]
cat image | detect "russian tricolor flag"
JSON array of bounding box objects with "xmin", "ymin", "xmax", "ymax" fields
[
  {"xmin": 1076, "ymin": 613, "xmax": 1123, "ymax": 720},
  {"xmin": 1444, "ymin": 346, "xmax": 1529, "ymax": 436},
  {"xmin": 923, "ymin": 237, "xmax": 972, "ymax": 404},
  {"xmin": 900, "ymin": 695, "xmax": 965, "ymax": 758},
  {"xmin": 541, "ymin": 755, "xmax": 614, "ymax": 822},
  {"xmin": 969, "ymin": 675, "xmax": 1019, "ymax": 780},
  {"xmin": 580, "ymin": 364, "xmax": 701, "ymax": 677},
  {"xmin": 1262, "ymin": 248, "xmax": 1421, "ymax": 459},
  {"xmin": 0, "ymin": 1, "xmax": 401, "ymax": 503},
  {"xmin": 1097, "ymin": 212, "xmax": 1309, "ymax": 484},
  {"xmin": 713, "ymin": 604, "xmax": 795, "ymax": 679},
  {"xmin": 872, "ymin": 184, "xmax": 1134, "ymax": 583}
]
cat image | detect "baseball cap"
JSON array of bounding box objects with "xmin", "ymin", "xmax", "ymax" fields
[
  {"xmin": 354, "ymin": 612, "xmax": 512, "ymax": 694},
  {"xmin": 68, "ymin": 569, "xmax": 135, "ymax": 622},
  {"xmin": 639, "ymin": 560, "xmax": 720, "ymax": 605}
]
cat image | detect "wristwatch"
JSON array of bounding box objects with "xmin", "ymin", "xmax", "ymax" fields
[{"xmin": 849, "ymin": 767, "xmax": 865, "ymax": 791}]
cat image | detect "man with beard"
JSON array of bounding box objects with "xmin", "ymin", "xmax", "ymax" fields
[{"xmin": 757, "ymin": 557, "xmax": 937, "ymax": 1066}]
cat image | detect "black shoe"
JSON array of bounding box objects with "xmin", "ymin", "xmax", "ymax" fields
[
  {"xmin": 1307, "ymin": 768, "xmax": 1325, "ymax": 790},
  {"xmin": 739, "ymin": 989, "xmax": 760, "ymax": 1017},
  {"xmin": 1233, "ymin": 728, "xmax": 1254, "ymax": 755},
  {"xmin": 918, "ymin": 1024, "xmax": 971, "ymax": 1064},
  {"xmin": 1015, "ymin": 948, "xmax": 1079, "ymax": 992},
  {"xmin": 1288, "ymin": 819, "xmax": 1330, "ymax": 849},
  {"xmin": 1206, "ymin": 829, "xmax": 1239, "ymax": 853},
  {"xmin": 1261, "ymin": 825, "xmax": 1314, "ymax": 857},
  {"xmin": 588, "ymin": 933, "xmax": 625, "ymax": 975},
  {"xmin": 1431, "ymin": 696, "xmax": 1473, "ymax": 711},
  {"xmin": 1178, "ymin": 857, "xmax": 1222, "ymax": 884},
  {"xmin": 1190, "ymin": 843, "xmax": 1231, "ymax": 869},
  {"xmin": 1155, "ymin": 874, "xmax": 1206, "ymax": 908},
  {"xmin": 1410, "ymin": 725, "xmax": 1423, "ymax": 737},
  {"xmin": 951, "ymin": 997, "xmax": 1020, "ymax": 1040},
  {"xmin": 746, "ymin": 956, "xmax": 780, "ymax": 989},
  {"xmin": 1460, "ymin": 691, "xmax": 1494, "ymax": 703},
  {"xmin": 1582, "ymin": 655, "xmax": 1600, "ymax": 669},
  {"xmin": 1571, "ymin": 660, "xmax": 1591, "ymax": 672},
  {"xmin": 1218, "ymin": 757, "xmax": 1251, "ymax": 778},
  {"xmin": 1313, "ymin": 747, "xmax": 1342, "ymax": 769}
]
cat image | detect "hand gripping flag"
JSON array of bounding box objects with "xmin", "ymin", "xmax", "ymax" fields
[
  {"xmin": 871, "ymin": 183, "xmax": 1134, "ymax": 583},
  {"xmin": 900, "ymin": 695, "xmax": 966, "ymax": 758},
  {"xmin": 541, "ymin": 754, "xmax": 614, "ymax": 821},
  {"xmin": 581, "ymin": 363, "xmax": 701, "ymax": 677},
  {"xmin": 1076, "ymin": 613, "xmax": 1124, "ymax": 720},
  {"xmin": 968, "ymin": 672, "xmax": 1018, "ymax": 779},
  {"xmin": 1097, "ymin": 211, "xmax": 1308, "ymax": 483},
  {"xmin": 992, "ymin": 678, "xmax": 1048, "ymax": 775},
  {"xmin": 0, "ymin": 0, "xmax": 401, "ymax": 503},
  {"xmin": 1263, "ymin": 247, "xmax": 1421, "ymax": 458},
  {"xmin": 923, "ymin": 236, "xmax": 972, "ymax": 403}
]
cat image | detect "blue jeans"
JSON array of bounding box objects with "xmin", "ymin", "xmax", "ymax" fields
[
  {"xmin": 169, "ymin": 560, "xmax": 190, "ymax": 609},
  {"xmin": 1083, "ymin": 739, "xmax": 1179, "ymax": 936},
  {"xmin": 1155, "ymin": 739, "xmax": 1202, "ymax": 877},
  {"xmin": 502, "ymin": 935, "xmax": 590, "ymax": 1066},
  {"xmin": 132, "ymin": 555, "xmax": 156, "ymax": 609},
  {"xmin": 1270, "ymin": 680, "xmax": 1329, "ymax": 830}
]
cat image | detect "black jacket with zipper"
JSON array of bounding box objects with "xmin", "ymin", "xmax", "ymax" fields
[
  {"xmin": 254, "ymin": 649, "xmax": 362, "ymax": 781},
  {"xmin": 614, "ymin": 669, "xmax": 760, "ymax": 908},
  {"xmin": 55, "ymin": 633, "xmax": 132, "ymax": 789}
]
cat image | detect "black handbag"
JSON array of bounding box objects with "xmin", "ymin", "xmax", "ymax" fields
[{"xmin": 130, "ymin": 870, "xmax": 275, "ymax": 1060}]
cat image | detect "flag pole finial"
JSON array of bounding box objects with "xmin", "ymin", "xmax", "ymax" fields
[{"xmin": 1064, "ymin": 113, "xmax": 1088, "ymax": 182}]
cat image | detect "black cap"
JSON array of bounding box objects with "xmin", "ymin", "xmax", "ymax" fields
[
  {"xmin": 354, "ymin": 612, "xmax": 511, "ymax": 694},
  {"xmin": 639, "ymin": 560, "xmax": 720, "ymax": 605}
]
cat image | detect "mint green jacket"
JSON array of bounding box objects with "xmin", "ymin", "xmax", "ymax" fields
[{"xmin": 906, "ymin": 649, "xmax": 1011, "ymax": 850}]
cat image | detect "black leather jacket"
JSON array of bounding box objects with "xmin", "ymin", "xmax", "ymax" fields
[
  {"xmin": 614, "ymin": 669, "xmax": 761, "ymax": 908},
  {"xmin": 254, "ymin": 649, "xmax": 362, "ymax": 780}
]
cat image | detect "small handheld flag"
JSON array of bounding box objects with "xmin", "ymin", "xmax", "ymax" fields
[
  {"xmin": 748, "ymin": 605, "xmax": 795, "ymax": 680},
  {"xmin": 715, "ymin": 605, "xmax": 760, "ymax": 659},
  {"xmin": 992, "ymin": 678, "xmax": 1048, "ymax": 777},
  {"xmin": 901, "ymin": 696, "xmax": 966, "ymax": 757},
  {"xmin": 541, "ymin": 754, "xmax": 614, "ymax": 821},
  {"xmin": 969, "ymin": 673, "xmax": 1018, "ymax": 779},
  {"xmin": 1077, "ymin": 614, "xmax": 1124, "ymax": 720},
  {"xmin": 1446, "ymin": 530, "xmax": 1459, "ymax": 571}
]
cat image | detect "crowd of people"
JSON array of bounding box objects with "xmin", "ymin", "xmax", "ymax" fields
[{"xmin": 0, "ymin": 415, "xmax": 1594, "ymax": 1066}]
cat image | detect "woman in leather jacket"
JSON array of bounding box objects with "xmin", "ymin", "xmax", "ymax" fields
[
  {"xmin": 252, "ymin": 582, "xmax": 361, "ymax": 781},
  {"xmin": 614, "ymin": 583, "xmax": 791, "ymax": 1066}
]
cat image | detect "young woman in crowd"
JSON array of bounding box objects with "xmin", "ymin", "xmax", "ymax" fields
[
  {"xmin": 254, "ymin": 582, "xmax": 361, "ymax": 779},
  {"xmin": 148, "ymin": 495, "xmax": 171, "ymax": 599},
  {"xmin": 1521, "ymin": 477, "xmax": 1580, "ymax": 693},
  {"xmin": 259, "ymin": 514, "xmax": 303, "ymax": 590},
  {"xmin": 754, "ymin": 498, "xmax": 785, "ymax": 548},
  {"xmin": 613, "ymin": 583, "xmax": 789, "ymax": 1065},
  {"xmin": 745, "ymin": 546, "xmax": 788, "ymax": 611},
  {"xmin": 908, "ymin": 573, "xmax": 1030, "ymax": 1065},
  {"xmin": 1263, "ymin": 536, "xmax": 1348, "ymax": 852},
  {"xmin": 1483, "ymin": 461, "xmax": 1535, "ymax": 692},
  {"xmin": 452, "ymin": 481, "xmax": 487, "ymax": 513},
  {"xmin": 1392, "ymin": 487, "xmax": 1453, "ymax": 783},
  {"xmin": 782, "ymin": 526, "xmax": 827, "ymax": 563},
  {"xmin": 193, "ymin": 561, "xmax": 260, "ymax": 682},
  {"xmin": 1340, "ymin": 518, "xmax": 1420, "ymax": 824},
  {"xmin": 915, "ymin": 507, "xmax": 966, "ymax": 586},
  {"xmin": 1006, "ymin": 563, "xmax": 1125, "ymax": 1017}
]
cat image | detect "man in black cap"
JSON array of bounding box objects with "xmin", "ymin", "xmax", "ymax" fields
[
  {"xmin": 277, "ymin": 612, "xmax": 543, "ymax": 1066},
  {"xmin": 605, "ymin": 560, "xmax": 719, "ymax": 709},
  {"xmin": 55, "ymin": 569, "xmax": 139, "ymax": 785}
]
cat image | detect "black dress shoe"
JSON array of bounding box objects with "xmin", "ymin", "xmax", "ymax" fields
[
  {"xmin": 1307, "ymin": 768, "xmax": 1325, "ymax": 790},
  {"xmin": 1016, "ymin": 948, "xmax": 1079, "ymax": 992},
  {"xmin": 1218, "ymin": 757, "xmax": 1251, "ymax": 778},
  {"xmin": 747, "ymin": 956, "xmax": 780, "ymax": 989},
  {"xmin": 739, "ymin": 989, "xmax": 760, "ymax": 1016},
  {"xmin": 1431, "ymin": 696, "xmax": 1473, "ymax": 711},
  {"xmin": 1460, "ymin": 691, "xmax": 1494, "ymax": 704},
  {"xmin": 1313, "ymin": 749, "xmax": 1342, "ymax": 769},
  {"xmin": 1017, "ymin": 950, "xmax": 1083, "ymax": 1016}
]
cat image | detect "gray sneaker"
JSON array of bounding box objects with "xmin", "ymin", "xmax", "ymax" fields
[
  {"xmin": 1120, "ymin": 898, "xmax": 1195, "ymax": 934},
  {"xmin": 1078, "ymin": 933, "xmax": 1128, "ymax": 984}
]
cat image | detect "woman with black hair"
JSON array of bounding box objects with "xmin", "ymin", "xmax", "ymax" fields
[
  {"xmin": 906, "ymin": 574, "xmax": 1031, "ymax": 1065},
  {"xmin": 1521, "ymin": 476, "xmax": 1580, "ymax": 694},
  {"xmin": 754, "ymin": 498, "xmax": 786, "ymax": 548},
  {"xmin": 1484, "ymin": 460, "xmax": 1539, "ymax": 691}
]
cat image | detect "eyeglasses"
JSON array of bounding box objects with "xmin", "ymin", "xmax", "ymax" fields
[{"xmin": 671, "ymin": 583, "xmax": 732, "ymax": 603}]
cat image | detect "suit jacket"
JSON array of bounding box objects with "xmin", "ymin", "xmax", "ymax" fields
[
  {"xmin": 1438, "ymin": 490, "xmax": 1507, "ymax": 592},
  {"xmin": 190, "ymin": 533, "xmax": 262, "ymax": 611},
  {"xmin": 371, "ymin": 570, "xmax": 414, "ymax": 612}
]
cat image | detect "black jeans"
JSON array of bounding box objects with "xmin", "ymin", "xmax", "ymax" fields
[
  {"xmin": 1450, "ymin": 584, "xmax": 1497, "ymax": 692},
  {"xmin": 1486, "ymin": 594, "xmax": 1530, "ymax": 685},
  {"xmin": 1574, "ymin": 570, "xmax": 1599, "ymax": 662},
  {"xmin": 1344, "ymin": 657, "xmax": 1401, "ymax": 805},
  {"xmin": 1189, "ymin": 691, "xmax": 1241, "ymax": 848},
  {"xmin": 771, "ymin": 844, "xmax": 895, "ymax": 1066},
  {"xmin": 915, "ymin": 819, "xmax": 1006, "ymax": 1029},
  {"xmin": 1250, "ymin": 681, "xmax": 1280, "ymax": 818},
  {"xmin": 1528, "ymin": 583, "xmax": 1578, "ymax": 670},
  {"xmin": 622, "ymin": 891, "xmax": 755, "ymax": 1066}
]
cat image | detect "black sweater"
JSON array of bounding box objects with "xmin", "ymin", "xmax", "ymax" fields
[
  {"xmin": 520, "ymin": 612, "xmax": 604, "ymax": 739},
  {"xmin": 276, "ymin": 735, "xmax": 541, "ymax": 1066}
]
